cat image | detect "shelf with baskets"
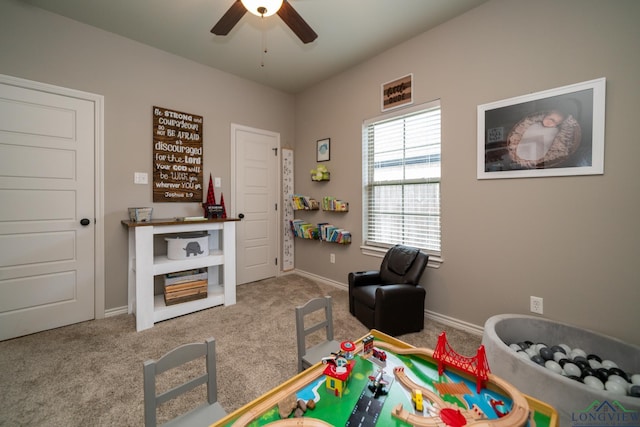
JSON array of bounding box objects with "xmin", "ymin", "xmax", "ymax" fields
[{"xmin": 122, "ymin": 218, "xmax": 238, "ymax": 331}]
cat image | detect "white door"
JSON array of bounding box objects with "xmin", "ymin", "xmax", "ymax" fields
[
  {"xmin": 232, "ymin": 124, "xmax": 279, "ymax": 284},
  {"xmin": 0, "ymin": 78, "xmax": 96, "ymax": 340}
]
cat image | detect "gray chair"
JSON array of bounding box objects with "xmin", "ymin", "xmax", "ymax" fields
[
  {"xmin": 143, "ymin": 337, "xmax": 226, "ymax": 427},
  {"xmin": 295, "ymin": 296, "xmax": 341, "ymax": 372}
]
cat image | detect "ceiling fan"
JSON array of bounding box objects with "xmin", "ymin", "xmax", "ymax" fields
[{"xmin": 211, "ymin": 0, "xmax": 318, "ymax": 44}]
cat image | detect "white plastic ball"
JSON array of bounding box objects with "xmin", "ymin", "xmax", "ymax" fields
[
  {"xmin": 584, "ymin": 376, "xmax": 605, "ymax": 390},
  {"xmin": 605, "ymin": 380, "xmax": 628, "ymax": 395},
  {"xmin": 607, "ymin": 374, "xmax": 628, "ymax": 386},
  {"xmin": 563, "ymin": 363, "xmax": 582, "ymax": 377},
  {"xmin": 545, "ymin": 360, "xmax": 563, "ymax": 375},
  {"xmin": 602, "ymin": 359, "xmax": 618, "ymax": 369},
  {"xmin": 509, "ymin": 343, "xmax": 521, "ymax": 352},
  {"xmin": 525, "ymin": 347, "xmax": 538, "ymax": 358},
  {"xmin": 559, "ymin": 343, "xmax": 571, "ymax": 354},
  {"xmin": 631, "ymin": 374, "xmax": 640, "ymax": 385},
  {"xmin": 570, "ymin": 348, "xmax": 587, "ymax": 359},
  {"xmin": 516, "ymin": 351, "xmax": 530, "ymax": 361},
  {"xmin": 554, "ymin": 352, "xmax": 567, "ymax": 363}
]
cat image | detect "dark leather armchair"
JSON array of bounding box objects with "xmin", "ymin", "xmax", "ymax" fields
[{"xmin": 348, "ymin": 245, "xmax": 429, "ymax": 336}]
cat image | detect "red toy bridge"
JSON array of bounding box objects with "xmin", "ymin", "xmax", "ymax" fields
[{"xmin": 433, "ymin": 331, "xmax": 491, "ymax": 393}]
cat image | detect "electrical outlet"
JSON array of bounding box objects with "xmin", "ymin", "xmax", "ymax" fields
[
  {"xmin": 530, "ymin": 296, "xmax": 543, "ymax": 314},
  {"xmin": 330, "ymin": 253, "xmax": 335, "ymax": 264}
]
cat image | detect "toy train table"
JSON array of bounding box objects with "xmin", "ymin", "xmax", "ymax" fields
[{"xmin": 213, "ymin": 330, "xmax": 558, "ymax": 427}]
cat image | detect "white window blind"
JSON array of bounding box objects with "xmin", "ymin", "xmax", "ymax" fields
[{"xmin": 362, "ymin": 101, "xmax": 441, "ymax": 255}]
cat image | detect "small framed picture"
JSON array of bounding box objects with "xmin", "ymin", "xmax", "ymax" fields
[{"xmin": 316, "ymin": 138, "xmax": 330, "ymax": 162}]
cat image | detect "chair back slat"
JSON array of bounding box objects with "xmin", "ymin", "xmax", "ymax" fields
[
  {"xmin": 143, "ymin": 337, "xmax": 224, "ymax": 427},
  {"xmin": 295, "ymin": 296, "xmax": 339, "ymax": 372}
]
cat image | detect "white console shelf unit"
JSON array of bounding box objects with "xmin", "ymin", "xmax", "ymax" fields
[{"xmin": 123, "ymin": 218, "xmax": 238, "ymax": 331}]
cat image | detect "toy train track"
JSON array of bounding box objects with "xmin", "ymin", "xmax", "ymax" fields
[
  {"xmin": 375, "ymin": 341, "xmax": 530, "ymax": 427},
  {"xmin": 226, "ymin": 336, "xmax": 531, "ymax": 427},
  {"xmin": 230, "ymin": 344, "xmax": 365, "ymax": 427}
]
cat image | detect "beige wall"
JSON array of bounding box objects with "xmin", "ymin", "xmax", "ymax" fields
[
  {"xmin": 294, "ymin": 0, "xmax": 640, "ymax": 344},
  {"xmin": 1, "ymin": 0, "xmax": 638, "ymax": 345},
  {"xmin": 0, "ymin": 0, "xmax": 295, "ymax": 310}
]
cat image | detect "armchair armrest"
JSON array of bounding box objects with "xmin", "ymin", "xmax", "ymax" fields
[
  {"xmin": 375, "ymin": 284, "xmax": 425, "ymax": 305},
  {"xmin": 348, "ymin": 270, "xmax": 380, "ymax": 314},
  {"xmin": 348, "ymin": 270, "xmax": 381, "ymax": 288},
  {"xmin": 374, "ymin": 284, "xmax": 426, "ymax": 335}
]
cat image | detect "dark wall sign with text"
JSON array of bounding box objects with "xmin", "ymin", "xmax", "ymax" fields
[{"xmin": 152, "ymin": 106, "xmax": 203, "ymax": 202}]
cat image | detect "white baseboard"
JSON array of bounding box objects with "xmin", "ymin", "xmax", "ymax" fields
[
  {"xmin": 105, "ymin": 306, "xmax": 128, "ymax": 317},
  {"xmin": 293, "ymin": 269, "xmax": 483, "ymax": 336},
  {"xmin": 294, "ymin": 269, "xmax": 348, "ymax": 291},
  {"xmin": 425, "ymin": 310, "xmax": 483, "ymax": 336}
]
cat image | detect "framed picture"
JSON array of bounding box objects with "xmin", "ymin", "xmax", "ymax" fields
[
  {"xmin": 317, "ymin": 138, "xmax": 330, "ymax": 162},
  {"xmin": 477, "ymin": 78, "xmax": 606, "ymax": 179}
]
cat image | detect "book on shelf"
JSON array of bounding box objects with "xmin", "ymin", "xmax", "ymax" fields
[
  {"xmin": 321, "ymin": 196, "xmax": 349, "ymax": 212},
  {"xmin": 318, "ymin": 223, "xmax": 351, "ymax": 244},
  {"xmin": 292, "ymin": 194, "xmax": 319, "ymax": 210},
  {"xmin": 290, "ymin": 219, "xmax": 319, "ymax": 239}
]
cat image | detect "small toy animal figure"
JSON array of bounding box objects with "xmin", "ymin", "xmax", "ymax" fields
[{"xmin": 183, "ymin": 241, "xmax": 204, "ymax": 257}]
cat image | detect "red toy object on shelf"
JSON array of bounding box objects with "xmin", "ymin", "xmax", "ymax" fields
[
  {"xmin": 433, "ymin": 331, "xmax": 491, "ymax": 394},
  {"xmin": 220, "ymin": 193, "xmax": 227, "ymax": 218},
  {"xmin": 203, "ymin": 173, "xmax": 216, "ymax": 217}
]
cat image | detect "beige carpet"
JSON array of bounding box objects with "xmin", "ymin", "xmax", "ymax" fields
[{"xmin": 0, "ymin": 274, "xmax": 481, "ymax": 426}]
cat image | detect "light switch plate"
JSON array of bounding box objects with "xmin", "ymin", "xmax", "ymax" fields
[
  {"xmin": 134, "ymin": 172, "xmax": 148, "ymax": 184},
  {"xmin": 215, "ymin": 177, "xmax": 221, "ymax": 187}
]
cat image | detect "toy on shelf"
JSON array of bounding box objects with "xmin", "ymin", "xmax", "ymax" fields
[
  {"xmin": 202, "ymin": 173, "xmax": 225, "ymax": 218},
  {"xmin": 311, "ymin": 165, "xmax": 330, "ymax": 181}
]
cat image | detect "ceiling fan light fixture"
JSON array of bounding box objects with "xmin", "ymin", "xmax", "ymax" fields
[{"xmin": 241, "ymin": 0, "xmax": 283, "ymax": 17}]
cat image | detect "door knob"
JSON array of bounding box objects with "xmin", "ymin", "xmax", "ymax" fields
[
  {"xmin": 80, "ymin": 218, "xmax": 91, "ymax": 226},
  {"xmin": 238, "ymin": 213, "xmax": 245, "ymax": 219}
]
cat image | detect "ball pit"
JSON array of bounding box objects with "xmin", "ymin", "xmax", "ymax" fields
[{"xmin": 482, "ymin": 314, "xmax": 640, "ymax": 426}]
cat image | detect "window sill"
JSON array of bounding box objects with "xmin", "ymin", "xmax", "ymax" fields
[{"xmin": 360, "ymin": 245, "xmax": 442, "ymax": 269}]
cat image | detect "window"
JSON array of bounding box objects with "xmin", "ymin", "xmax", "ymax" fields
[{"xmin": 362, "ymin": 100, "xmax": 441, "ymax": 257}]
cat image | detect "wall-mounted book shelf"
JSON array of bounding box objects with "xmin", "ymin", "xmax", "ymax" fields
[
  {"xmin": 318, "ymin": 223, "xmax": 351, "ymax": 244},
  {"xmin": 290, "ymin": 194, "xmax": 350, "ymax": 244},
  {"xmin": 290, "ymin": 219, "xmax": 351, "ymax": 244},
  {"xmin": 290, "ymin": 219, "xmax": 318, "ymax": 240}
]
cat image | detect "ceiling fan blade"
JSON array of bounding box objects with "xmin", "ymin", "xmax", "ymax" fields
[
  {"xmin": 211, "ymin": 0, "xmax": 247, "ymax": 35},
  {"xmin": 277, "ymin": 1, "xmax": 318, "ymax": 44}
]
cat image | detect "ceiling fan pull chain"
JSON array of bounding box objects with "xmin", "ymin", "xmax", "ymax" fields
[{"xmin": 261, "ymin": 14, "xmax": 268, "ymax": 67}]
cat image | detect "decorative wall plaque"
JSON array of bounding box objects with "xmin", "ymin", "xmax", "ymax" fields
[
  {"xmin": 152, "ymin": 106, "xmax": 203, "ymax": 202},
  {"xmin": 382, "ymin": 74, "xmax": 413, "ymax": 111}
]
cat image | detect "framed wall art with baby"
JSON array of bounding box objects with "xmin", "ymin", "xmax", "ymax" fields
[{"xmin": 477, "ymin": 78, "xmax": 606, "ymax": 179}]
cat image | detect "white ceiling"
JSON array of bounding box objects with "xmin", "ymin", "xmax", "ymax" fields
[{"xmin": 21, "ymin": 0, "xmax": 488, "ymax": 94}]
